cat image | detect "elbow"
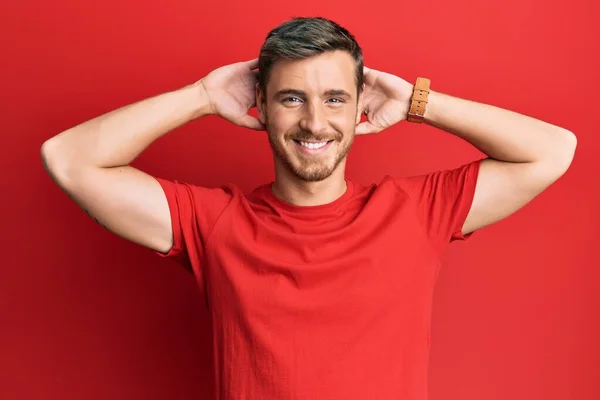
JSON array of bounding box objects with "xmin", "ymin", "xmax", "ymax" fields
[
  {"xmin": 41, "ymin": 136, "xmax": 75, "ymax": 186},
  {"xmin": 41, "ymin": 137, "xmax": 58, "ymax": 176},
  {"xmin": 548, "ymin": 129, "xmax": 577, "ymax": 176},
  {"xmin": 560, "ymin": 129, "xmax": 577, "ymax": 165}
]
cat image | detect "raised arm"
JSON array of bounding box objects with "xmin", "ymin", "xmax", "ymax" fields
[
  {"xmin": 41, "ymin": 58, "xmax": 263, "ymax": 253},
  {"xmin": 356, "ymin": 67, "xmax": 576, "ymax": 237},
  {"xmin": 422, "ymin": 90, "xmax": 577, "ymax": 236}
]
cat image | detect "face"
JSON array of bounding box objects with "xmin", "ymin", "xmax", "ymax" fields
[{"xmin": 257, "ymin": 50, "xmax": 363, "ymax": 182}]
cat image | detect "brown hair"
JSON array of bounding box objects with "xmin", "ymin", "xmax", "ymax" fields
[{"xmin": 258, "ymin": 17, "xmax": 364, "ymax": 98}]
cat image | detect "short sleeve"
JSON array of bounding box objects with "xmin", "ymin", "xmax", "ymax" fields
[
  {"xmin": 153, "ymin": 177, "xmax": 233, "ymax": 279},
  {"xmin": 396, "ymin": 158, "xmax": 483, "ymax": 255}
]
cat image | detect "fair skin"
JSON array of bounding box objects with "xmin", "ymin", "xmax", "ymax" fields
[
  {"xmin": 255, "ymin": 51, "xmax": 362, "ymax": 206},
  {"xmin": 40, "ymin": 51, "xmax": 576, "ymax": 255}
]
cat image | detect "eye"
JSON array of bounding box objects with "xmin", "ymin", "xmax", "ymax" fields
[
  {"xmin": 283, "ymin": 97, "xmax": 302, "ymax": 103},
  {"xmin": 328, "ymin": 98, "xmax": 345, "ymax": 104}
]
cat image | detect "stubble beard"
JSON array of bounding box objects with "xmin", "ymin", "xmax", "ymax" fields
[{"xmin": 266, "ymin": 122, "xmax": 354, "ymax": 183}]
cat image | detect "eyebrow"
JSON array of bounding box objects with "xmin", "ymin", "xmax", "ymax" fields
[{"xmin": 274, "ymin": 88, "xmax": 353, "ymax": 99}]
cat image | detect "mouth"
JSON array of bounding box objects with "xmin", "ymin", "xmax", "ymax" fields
[{"xmin": 292, "ymin": 139, "xmax": 334, "ymax": 155}]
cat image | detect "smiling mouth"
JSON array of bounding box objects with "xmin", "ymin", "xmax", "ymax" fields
[
  {"xmin": 291, "ymin": 139, "xmax": 335, "ymax": 155},
  {"xmin": 292, "ymin": 139, "xmax": 334, "ymax": 150}
]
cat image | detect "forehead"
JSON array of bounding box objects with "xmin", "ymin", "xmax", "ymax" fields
[{"xmin": 267, "ymin": 50, "xmax": 356, "ymax": 95}]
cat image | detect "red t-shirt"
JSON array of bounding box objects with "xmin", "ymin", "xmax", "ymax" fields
[{"xmin": 154, "ymin": 159, "xmax": 482, "ymax": 400}]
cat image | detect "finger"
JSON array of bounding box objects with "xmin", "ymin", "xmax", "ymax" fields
[
  {"xmin": 237, "ymin": 115, "xmax": 265, "ymax": 131},
  {"xmin": 245, "ymin": 58, "xmax": 259, "ymax": 70},
  {"xmin": 355, "ymin": 121, "xmax": 381, "ymax": 135}
]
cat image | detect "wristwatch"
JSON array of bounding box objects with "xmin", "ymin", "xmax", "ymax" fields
[{"xmin": 407, "ymin": 77, "xmax": 431, "ymax": 123}]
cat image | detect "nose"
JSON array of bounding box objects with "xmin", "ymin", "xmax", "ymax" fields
[{"xmin": 299, "ymin": 102, "xmax": 328, "ymax": 135}]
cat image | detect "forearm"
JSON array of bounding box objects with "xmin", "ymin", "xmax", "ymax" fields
[
  {"xmin": 42, "ymin": 81, "xmax": 210, "ymax": 171},
  {"xmin": 422, "ymin": 90, "xmax": 577, "ymax": 163}
]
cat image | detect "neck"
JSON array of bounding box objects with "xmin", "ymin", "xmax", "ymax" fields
[{"xmin": 271, "ymin": 161, "xmax": 348, "ymax": 207}]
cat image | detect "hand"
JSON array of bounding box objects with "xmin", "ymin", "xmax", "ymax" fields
[
  {"xmin": 198, "ymin": 58, "xmax": 264, "ymax": 131},
  {"xmin": 356, "ymin": 67, "xmax": 415, "ymax": 135}
]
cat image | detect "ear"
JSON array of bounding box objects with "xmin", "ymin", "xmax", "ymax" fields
[
  {"xmin": 256, "ymin": 83, "xmax": 266, "ymax": 125},
  {"xmin": 355, "ymin": 83, "xmax": 366, "ymax": 125}
]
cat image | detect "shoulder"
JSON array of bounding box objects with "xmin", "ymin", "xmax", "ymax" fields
[
  {"xmin": 389, "ymin": 159, "xmax": 483, "ymax": 198},
  {"xmin": 153, "ymin": 177, "xmax": 247, "ymax": 214}
]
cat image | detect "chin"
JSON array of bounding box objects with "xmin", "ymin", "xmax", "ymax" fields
[
  {"xmin": 293, "ymin": 167, "xmax": 336, "ymax": 182},
  {"xmin": 288, "ymin": 154, "xmax": 346, "ymax": 182}
]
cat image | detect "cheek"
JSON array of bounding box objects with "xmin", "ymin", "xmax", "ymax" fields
[
  {"xmin": 336, "ymin": 108, "xmax": 360, "ymax": 131},
  {"xmin": 267, "ymin": 107, "xmax": 298, "ymax": 133}
]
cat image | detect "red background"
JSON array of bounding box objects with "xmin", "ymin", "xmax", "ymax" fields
[{"xmin": 2, "ymin": 0, "xmax": 599, "ymax": 399}]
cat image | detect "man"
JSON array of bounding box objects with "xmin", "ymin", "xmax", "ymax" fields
[{"xmin": 41, "ymin": 16, "xmax": 576, "ymax": 400}]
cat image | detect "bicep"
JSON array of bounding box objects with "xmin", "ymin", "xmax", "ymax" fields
[
  {"xmin": 55, "ymin": 165, "xmax": 174, "ymax": 254},
  {"xmin": 462, "ymin": 158, "xmax": 562, "ymax": 235}
]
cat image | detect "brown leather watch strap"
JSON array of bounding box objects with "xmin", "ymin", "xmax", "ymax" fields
[{"xmin": 407, "ymin": 77, "xmax": 431, "ymax": 123}]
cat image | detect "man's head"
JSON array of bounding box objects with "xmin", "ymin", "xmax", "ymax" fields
[{"xmin": 256, "ymin": 17, "xmax": 364, "ymax": 182}]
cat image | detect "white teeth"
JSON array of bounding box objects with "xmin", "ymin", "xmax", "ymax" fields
[{"xmin": 299, "ymin": 141, "xmax": 328, "ymax": 149}]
